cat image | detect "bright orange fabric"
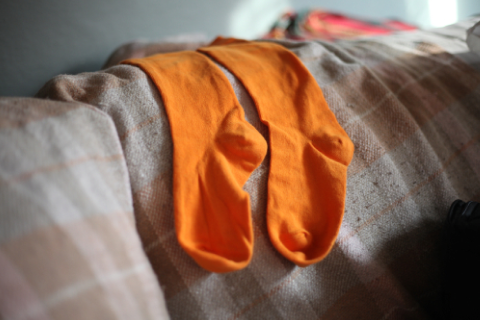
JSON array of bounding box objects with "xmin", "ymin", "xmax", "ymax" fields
[
  {"xmin": 199, "ymin": 38, "xmax": 354, "ymax": 267},
  {"xmin": 123, "ymin": 51, "xmax": 267, "ymax": 273}
]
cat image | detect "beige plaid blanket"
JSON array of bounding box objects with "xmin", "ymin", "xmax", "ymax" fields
[
  {"xmin": 0, "ymin": 98, "xmax": 170, "ymax": 319},
  {"xmin": 2, "ymin": 17, "xmax": 480, "ymax": 319}
]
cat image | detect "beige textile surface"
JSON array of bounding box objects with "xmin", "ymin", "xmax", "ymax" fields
[
  {"xmin": 0, "ymin": 98, "xmax": 170, "ymax": 319},
  {"xmin": 34, "ymin": 17, "xmax": 480, "ymax": 319}
]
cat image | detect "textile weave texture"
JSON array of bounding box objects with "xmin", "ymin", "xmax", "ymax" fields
[
  {"xmin": 0, "ymin": 98, "xmax": 170, "ymax": 319},
  {"xmin": 12, "ymin": 17, "xmax": 480, "ymax": 319}
]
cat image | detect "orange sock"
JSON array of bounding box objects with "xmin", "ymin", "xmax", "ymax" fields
[
  {"xmin": 199, "ymin": 38, "xmax": 354, "ymax": 267},
  {"xmin": 123, "ymin": 51, "xmax": 267, "ymax": 273}
]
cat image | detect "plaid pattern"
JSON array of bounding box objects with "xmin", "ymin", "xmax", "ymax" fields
[
  {"xmin": 33, "ymin": 17, "xmax": 480, "ymax": 319},
  {"xmin": 0, "ymin": 98, "xmax": 170, "ymax": 319}
]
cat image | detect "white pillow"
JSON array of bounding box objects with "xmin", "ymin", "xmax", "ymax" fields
[{"xmin": 467, "ymin": 20, "xmax": 480, "ymax": 53}]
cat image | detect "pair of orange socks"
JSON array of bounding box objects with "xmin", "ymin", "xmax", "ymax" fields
[{"xmin": 124, "ymin": 38, "xmax": 354, "ymax": 273}]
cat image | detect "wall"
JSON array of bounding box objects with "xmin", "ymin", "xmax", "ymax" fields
[
  {"xmin": 0, "ymin": 0, "xmax": 242, "ymax": 97},
  {"xmin": 1, "ymin": 0, "xmax": 479, "ymax": 97}
]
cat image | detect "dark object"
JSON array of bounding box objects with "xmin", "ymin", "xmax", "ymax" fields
[{"xmin": 442, "ymin": 200, "xmax": 480, "ymax": 320}]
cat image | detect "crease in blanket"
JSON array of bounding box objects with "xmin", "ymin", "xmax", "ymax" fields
[{"xmin": 122, "ymin": 38, "xmax": 353, "ymax": 272}]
